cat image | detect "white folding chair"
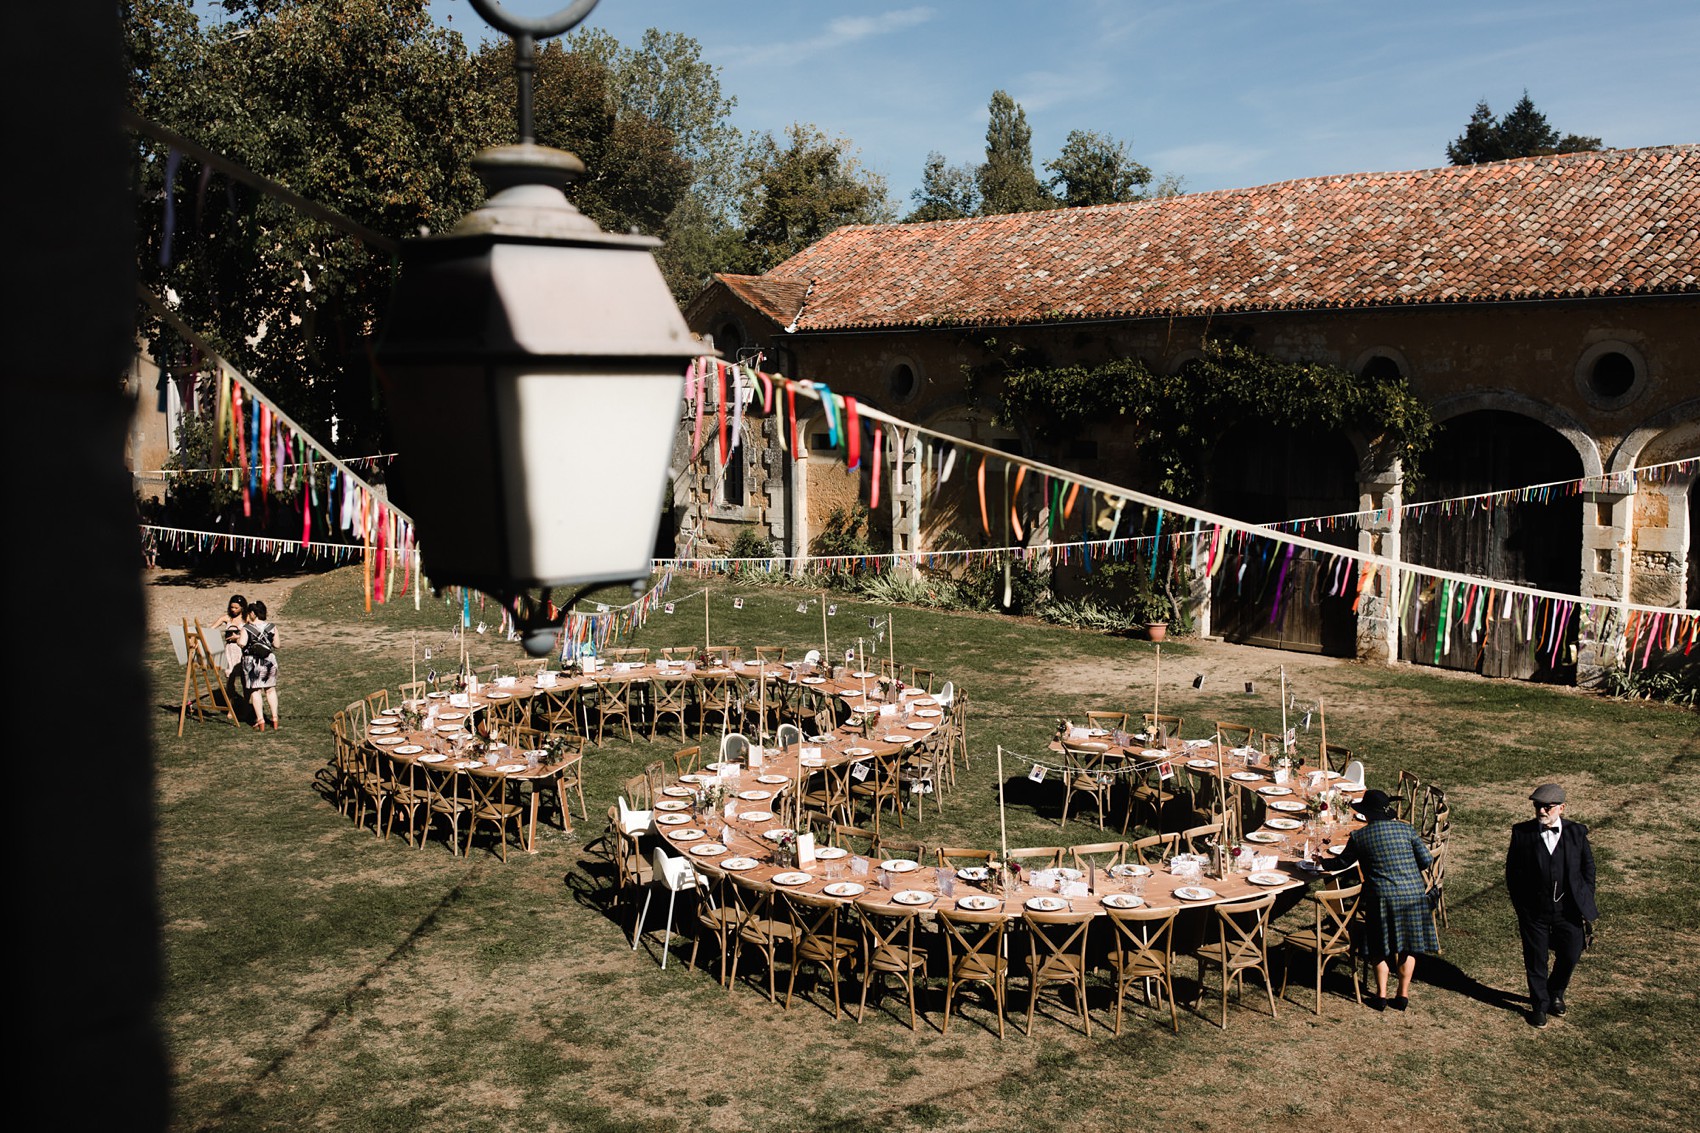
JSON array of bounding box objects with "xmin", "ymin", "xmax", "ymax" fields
[
  {"xmin": 935, "ymin": 680, "xmax": 955, "ymax": 708},
  {"xmin": 774, "ymin": 722, "xmax": 803, "ymax": 750},
  {"xmin": 1342, "ymin": 759, "xmax": 1366, "ymax": 787},
  {"xmin": 617, "ymin": 795, "xmax": 653, "ymax": 836},
  {"xmin": 720, "ymin": 732, "xmax": 752, "ymax": 763},
  {"xmin": 635, "ymin": 848, "xmax": 702, "ymax": 968}
]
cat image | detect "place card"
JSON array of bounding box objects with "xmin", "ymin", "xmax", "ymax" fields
[{"xmin": 796, "ymin": 832, "xmax": 816, "ymax": 867}]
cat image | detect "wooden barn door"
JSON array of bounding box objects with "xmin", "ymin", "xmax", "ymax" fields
[
  {"xmin": 1399, "ymin": 411, "xmax": 1582, "ymax": 681},
  {"xmin": 1206, "ymin": 427, "xmax": 1358, "ymax": 656}
]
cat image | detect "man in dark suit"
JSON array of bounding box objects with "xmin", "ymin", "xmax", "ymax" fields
[{"xmin": 1505, "ymin": 782, "xmax": 1598, "ymax": 1028}]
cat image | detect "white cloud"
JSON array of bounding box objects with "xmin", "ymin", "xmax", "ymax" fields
[{"xmin": 739, "ymin": 6, "xmax": 937, "ymax": 66}]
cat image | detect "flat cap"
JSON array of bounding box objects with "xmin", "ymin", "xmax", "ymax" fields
[{"xmin": 1529, "ymin": 783, "xmax": 1566, "ymax": 805}]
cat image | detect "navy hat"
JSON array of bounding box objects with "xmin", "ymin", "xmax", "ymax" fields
[
  {"xmin": 1358, "ymin": 788, "xmax": 1394, "ymax": 816},
  {"xmin": 1530, "ymin": 783, "xmax": 1566, "ymax": 805}
]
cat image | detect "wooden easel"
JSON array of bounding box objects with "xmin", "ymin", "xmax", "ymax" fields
[{"xmin": 177, "ymin": 617, "xmax": 238, "ymax": 736}]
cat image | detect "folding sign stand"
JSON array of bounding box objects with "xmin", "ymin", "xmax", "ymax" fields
[{"xmin": 176, "ymin": 617, "xmax": 239, "ymax": 736}]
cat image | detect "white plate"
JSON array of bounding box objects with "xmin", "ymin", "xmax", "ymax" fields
[
  {"xmin": 669, "ymin": 829, "xmax": 705, "ymax": 841},
  {"xmin": 438, "ymin": 712, "xmax": 465, "ymax": 721},
  {"xmin": 416, "ymin": 752, "xmax": 446, "ymax": 763},
  {"xmin": 800, "ymin": 756, "xmax": 824, "ymax": 767},
  {"xmin": 905, "ymin": 722, "xmax": 933, "ymax": 731},
  {"xmin": 368, "ymin": 725, "xmax": 399, "ymax": 735},
  {"xmin": 1109, "ymin": 863, "xmax": 1152, "ymax": 877},
  {"xmin": 814, "ymin": 846, "xmax": 848, "ymax": 860},
  {"xmin": 902, "ymin": 688, "xmax": 926, "ymax": 697},
  {"xmin": 394, "ymin": 746, "xmax": 423, "ymax": 756},
  {"xmin": 915, "ymin": 709, "xmax": 942, "ymax": 718},
  {"xmin": 1188, "ymin": 759, "xmax": 1217, "ymax": 769},
  {"xmin": 372, "ymin": 736, "xmax": 403, "ymax": 746},
  {"xmin": 1338, "ymin": 782, "xmax": 1366, "ymax": 792},
  {"xmin": 1230, "ymin": 746, "xmax": 1257, "ymax": 756},
  {"xmin": 705, "ymin": 761, "xmax": 738, "ymax": 771},
  {"xmin": 1259, "ymin": 786, "xmax": 1292, "ymax": 796},
  {"xmin": 1265, "ymin": 817, "xmax": 1303, "ymax": 830},
  {"xmin": 1085, "ymin": 728, "xmax": 1110, "ymax": 737},
  {"xmin": 844, "ymin": 747, "xmax": 873, "ymax": 756},
  {"xmin": 1244, "ymin": 831, "xmax": 1281, "ymax": 844},
  {"xmin": 850, "ymin": 671, "xmax": 876, "ymax": 678},
  {"xmin": 1248, "ymin": 871, "xmax": 1289, "ymax": 887},
  {"xmin": 957, "ymin": 895, "xmax": 1000, "ymax": 911},
  {"xmin": 379, "ymin": 707, "xmax": 402, "ymax": 716},
  {"xmin": 655, "ymin": 813, "xmax": 690, "ymax": 826},
  {"xmin": 495, "ymin": 764, "xmax": 527, "ymax": 773},
  {"xmin": 1140, "ymin": 749, "xmax": 1168, "ymax": 758},
  {"xmin": 738, "ymin": 790, "xmax": 772, "ymax": 801},
  {"xmin": 1231, "ymin": 771, "xmax": 1263, "ymax": 781},
  {"xmin": 655, "ymin": 800, "xmax": 689, "ymax": 811},
  {"xmin": 880, "ymin": 859, "xmax": 919, "ymax": 873},
  {"xmin": 1054, "ymin": 867, "xmax": 1084, "ymax": 881},
  {"xmin": 689, "ymin": 843, "xmax": 727, "ymax": 856},
  {"xmin": 740, "ymin": 810, "xmax": 775, "ymax": 822},
  {"xmin": 892, "ymin": 890, "xmax": 933, "ymax": 906},
  {"xmin": 955, "ymin": 867, "xmax": 989, "ymax": 881},
  {"xmin": 761, "ymin": 829, "xmax": 793, "ymax": 842},
  {"xmin": 451, "ymin": 761, "xmax": 479, "ymax": 770},
  {"xmin": 1102, "ymin": 894, "xmax": 1145, "ymax": 909},
  {"xmin": 808, "ymin": 734, "xmax": 835, "ymax": 743},
  {"xmin": 771, "ymin": 872, "xmax": 812, "ymax": 886},
  {"xmin": 882, "ymin": 735, "xmax": 913, "ymax": 744},
  {"xmin": 823, "ymin": 882, "xmax": 865, "ymax": 897},
  {"xmin": 1185, "ymin": 739, "xmax": 1215, "ymax": 748},
  {"xmin": 486, "ymin": 692, "xmax": 511, "ymax": 700},
  {"xmin": 662, "ymin": 787, "xmax": 693, "ymax": 798},
  {"xmin": 756, "ymin": 775, "xmax": 789, "ymax": 785},
  {"xmin": 1329, "ymin": 843, "xmax": 1348, "ymax": 855},
  {"xmin": 1025, "ymin": 896, "xmax": 1068, "ymax": 912},
  {"xmin": 1173, "ymin": 886, "xmax": 1218, "ymax": 901},
  {"xmin": 1270, "ymin": 800, "xmax": 1307, "ymax": 813},
  {"xmin": 435, "ymin": 726, "xmax": 463, "ymax": 735},
  {"xmin": 427, "ymin": 691, "xmax": 449, "ymax": 699},
  {"xmin": 802, "ymin": 676, "xmax": 826, "ymax": 684},
  {"xmin": 721, "ymin": 857, "xmax": 759, "ymax": 871},
  {"xmin": 677, "ymin": 773, "xmax": 706, "ymax": 784}
]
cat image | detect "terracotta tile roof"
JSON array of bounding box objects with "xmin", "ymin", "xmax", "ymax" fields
[{"xmin": 715, "ymin": 147, "xmax": 1699, "ymax": 330}]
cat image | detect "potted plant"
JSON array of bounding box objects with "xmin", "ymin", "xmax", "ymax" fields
[{"xmin": 1136, "ymin": 591, "xmax": 1171, "ymax": 641}]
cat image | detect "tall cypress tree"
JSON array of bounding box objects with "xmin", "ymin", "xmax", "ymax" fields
[{"xmin": 976, "ymin": 90, "xmax": 1053, "ymax": 215}]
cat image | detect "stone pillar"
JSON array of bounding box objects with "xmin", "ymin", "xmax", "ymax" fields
[
  {"xmin": 1576, "ymin": 481, "xmax": 1632, "ymax": 686},
  {"xmin": 889, "ymin": 426, "xmax": 922, "ymax": 576},
  {"xmin": 788, "ymin": 428, "xmax": 810, "ymax": 576},
  {"xmin": 1355, "ymin": 463, "xmax": 1403, "ymax": 664}
]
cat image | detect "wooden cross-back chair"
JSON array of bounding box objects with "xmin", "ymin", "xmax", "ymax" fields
[
  {"xmin": 779, "ymin": 889, "xmax": 858, "ymax": 1020},
  {"xmin": 1142, "ymin": 712, "xmax": 1183, "ymax": 742},
  {"xmin": 1023, "ymin": 908, "xmax": 1095, "ymax": 1037},
  {"xmin": 1214, "ymin": 721, "xmax": 1255, "ymax": 749},
  {"xmin": 1107, "ymin": 903, "xmax": 1180, "ymax": 1035},
  {"xmin": 649, "ymin": 676, "xmax": 690, "ymax": 739},
  {"xmin": 463, "ymin": 768, "xmax": 525, "ymax": 861},
  {"xmin": 752, "ymin": 645, "xmax": 786, "ymax": 663},
  {"xmin": 1279, "ymin": 883, "xmax": 1363, "ymax": 1014},
  {"xmin": 1085, "ymin": 710, "xmax": 1129, "ymax": 733},
  {"xmin": 397, "ymin": 680, "xmax": 427, "ymax": 704},
  {"xmin": 1195, "ymin": 894, "xmax": 1279, "ymax": 1029},
  {"xmin": 856, "ymin": 899, "xmax": 929, "ymax": 1031},
  {"xmin": 939, "ymin": 907, "xmax": 1011, "ymax": 1039},
  {"xmin": 1059, "ymin": 742, "xmax": 1114, "ymax": 829}
]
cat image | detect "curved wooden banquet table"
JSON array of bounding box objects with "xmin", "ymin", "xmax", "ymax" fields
[
  {"xmin": 365, "ymin": 695, "xmax": 579, "ymax": 854},
  {"xmin": 652, "ymin": 730, "xmax": 1369, "ymax": 925}
]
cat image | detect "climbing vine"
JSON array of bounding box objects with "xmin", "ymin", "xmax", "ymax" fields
[{"xmin": 982, "ymin": 338, "xmax": 1433, "ymax": 499}]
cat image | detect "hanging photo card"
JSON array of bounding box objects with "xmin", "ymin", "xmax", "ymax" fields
[
  {"xmin": 868, "ymin": 617, "xmax": 878, "ymax": 629},
  {"xmin": 664, "ymin": 602, "xmax": 675, "ymax": 615},
  {"xmin": 797, "ymin": 602, "xmax": 808, "ymax": 614},
  {"xmin": 733, "ymin": 597, "xmax": 744, "ymax": 609},
  {"xmin": 827, "ymin": 604, "xmax": 837, "ymax": 616},
  {"xmin": 1028, "ymin": 764, "xmax": 1047, "ymax": 783},
  {"xmin": 851, "ymin": 761, "xmax": 872, "ymax": 782},
  {"xmin": 1158, "ymin": 760, "xmax": 1175, "ymax": 781},
  {"xmin": 422, "ymin": 647, "xmax": 431, "ymax": 660}
]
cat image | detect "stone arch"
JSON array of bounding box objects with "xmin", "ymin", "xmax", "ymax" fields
[
  {"xmin": 1348, "ymin": 345, "xmax": 1413, "ymax": 382},
  {"xmin": 1605, "ymin": 399, "xmax": 1700, "ymax": 474},
  {"xmin": 1427, "ymin": 390, "xmax": 1603, "ymax": 478}
]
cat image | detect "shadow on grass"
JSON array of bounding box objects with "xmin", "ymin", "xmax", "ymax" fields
[{"xmin": 1412, "ymin": 955, "xmax": 1525, "ymax": 1012}]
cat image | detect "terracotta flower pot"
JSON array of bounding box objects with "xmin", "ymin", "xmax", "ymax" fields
[{"xmin": 1145, "ymin": 622, "xmax": 1168, "ymax": 642}]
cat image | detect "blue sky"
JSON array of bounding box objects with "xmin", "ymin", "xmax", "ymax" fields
[{"xmin": 441, "ymin": 1, "xmax": 1698, "ymax": 206}]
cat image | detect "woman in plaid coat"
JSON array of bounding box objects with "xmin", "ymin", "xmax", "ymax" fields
[{"xmin": 1330, "ymin": 789, "xmax": 1435, "ymax": 1011}]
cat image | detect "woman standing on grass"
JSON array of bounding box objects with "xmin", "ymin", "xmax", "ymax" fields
[
  {"xmin": 1329, "ymin": 788, "xmax": 1436, "ymax": 1011},
  {"xmin": 215, "ymin": 593, "xmax": 247, "ymax": 703},
  {"xmin": 240, "ymin": 599, "xmax": 281, "ymax": 731}
]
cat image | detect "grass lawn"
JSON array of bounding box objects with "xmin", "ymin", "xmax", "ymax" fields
[{"xmin": 150, "ymin": 566, "xmax": 1699, "ymax": 1132}]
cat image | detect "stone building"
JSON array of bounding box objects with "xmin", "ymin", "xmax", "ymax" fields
[{"xmin": 680, "ymin": 146, "xmax": 1699, "ymax": 681}]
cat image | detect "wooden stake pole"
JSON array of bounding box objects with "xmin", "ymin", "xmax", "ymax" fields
[
  {"xmin": 996, "ymin": 745, "xmax": 1009, "ymax": 861},
  {"xmin": 1153, "ymin": 643, "xmax": 1161, "ymax": 722},
  {"xmin": 704, "ymin": 588, "xmax": 711, "ymax": 653},
  {"xmin": 821, "ymin": 591, "xmax": 829, "ymax": 663}
]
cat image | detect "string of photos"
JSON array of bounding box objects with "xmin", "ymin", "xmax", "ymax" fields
[{"xmin": 683, "ymin": 355, "xmax": 1698, "ymax": 664}]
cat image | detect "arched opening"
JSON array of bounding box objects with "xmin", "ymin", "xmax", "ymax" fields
[
  {"xmin": 1401, "ymin": 410, "xmax": 1584, "ymax": 680},
  {"xmin": 1205, "ymin": 424, "xmax": 1360, "ymax": 656}
]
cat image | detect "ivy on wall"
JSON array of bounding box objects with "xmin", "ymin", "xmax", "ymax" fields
[{"xmin": 980, "ymin": 338, "xmax": 1433, "ymax": 499}]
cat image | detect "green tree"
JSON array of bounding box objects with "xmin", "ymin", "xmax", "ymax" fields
[
  {"xmin": 976, "ymin": 90, "xmax": 1053, "ymax": 215},
  {"xmin": 737, "ymin": 123, "xmax": 894, "ymax": 272},
  {"xmin": 126, "ymin": 0, "xmax": 497, "ymax": 458},
  {"xmin": 1043, "ymin": 129, "xmax": 1152, "ymax": 207},
  {"xmin": 1446, "ymin": 91, "xmax": 1602, "ymax": 165},
  {"xmin": 905, "ymin": 150, "xmax": 981, "ymax": 222}
]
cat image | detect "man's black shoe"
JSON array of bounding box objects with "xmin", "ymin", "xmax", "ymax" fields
[
  {"xmin": 1550, "ymin": 998, "xmax": 1566, "ymax": 1017},
  {"xmin": 1530, "ymin": 1010, "xmax": 1549, "ymax": 1029},
  {"xmin": 1365, "ymin": 994, "xmax": 1385, "ymax": 1012}
]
